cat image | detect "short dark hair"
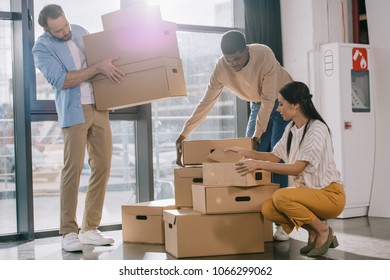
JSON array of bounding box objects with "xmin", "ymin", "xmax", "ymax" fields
[
  {"xmin": 220, "ymin": 30, "xmax": 247, "ymax": 55},
  {"xmin": 38, "ymin": 4, "xmax": 64, "ymax": 28}
]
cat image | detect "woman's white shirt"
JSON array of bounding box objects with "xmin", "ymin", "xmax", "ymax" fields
[{"xmin": 272, "ymin": 120, "xmax": 342, "ymax": 189}]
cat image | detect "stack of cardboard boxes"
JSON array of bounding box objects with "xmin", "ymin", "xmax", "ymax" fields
[
  {"xmin": 173, "ymin": 138, "xmax": 254, "ymax": 208},
  {"xmin": 83, "ymin": 4, "xmax": 187, "ymax": 110},
  {"xmin": 121, "ymin": 138, "xmax": 254, "ymax": 246},
  {"xmin": 164, "ymin": 138, "xmax": 279, "ymax": 258},
  {"xmin": 121, "ymin": 138, "xmax": 279, "ymax": 258}
]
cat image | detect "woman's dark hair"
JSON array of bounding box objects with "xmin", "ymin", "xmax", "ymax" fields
[
  {"xmin": 220, "ymin": 30, "xmax": 247, "ymax": 55},
  {"xmin": 279, "ymin": 81, "xmax": 330, "ymax": 155},
  {"xmin": 38, "ymin": 4, "xmax": 64, "ymax": 28}
]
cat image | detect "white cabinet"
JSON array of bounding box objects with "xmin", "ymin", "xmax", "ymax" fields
[{"xmin": 319, "ymin": 43, "xmax": 375, "ymax": 218}]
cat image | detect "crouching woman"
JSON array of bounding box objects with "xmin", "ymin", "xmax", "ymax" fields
[{"xmin": 227, "ymin": 81, "xmax": 346, "ymax": 257}]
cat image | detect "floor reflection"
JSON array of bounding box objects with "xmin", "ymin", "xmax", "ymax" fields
[{"xmin": 0, "ymin": 216, "xmax": 389, "ymax": 260}]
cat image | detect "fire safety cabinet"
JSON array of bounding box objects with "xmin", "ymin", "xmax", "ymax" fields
[{"xmin": 318, "ymin": 43, "xmax": 375, "ymax": 218}]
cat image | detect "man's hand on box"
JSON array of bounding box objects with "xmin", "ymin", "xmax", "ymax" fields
[
  {"xmin": 175, "ymin": 134, "xmax": 186, "ymax": 166},
  {"xmin": 97, "ymin": 56, "xmax": 125, "ymax": 84},
  {"xmin": 251, "ymin": 136, "xmax": 260, "ymax": 150}
]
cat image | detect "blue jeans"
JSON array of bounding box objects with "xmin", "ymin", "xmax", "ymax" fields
[{"xmin": 246, "ymin": 101, "xmax": 289, "ymax": 188}]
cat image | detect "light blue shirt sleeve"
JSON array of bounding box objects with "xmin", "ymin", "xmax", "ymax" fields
[{"xmin": 33, "ymin": 40, "xmax": 68, "ymax": 91}]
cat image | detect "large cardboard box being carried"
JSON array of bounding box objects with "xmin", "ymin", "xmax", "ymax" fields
[
  {"xmin": 163, "ymin": 209, "xmax": 264, "ymax": 258},
  {"xmin": 121, "ymin": 199, "xmax": 176, "ymax": 244},
  {"xmin": 83, "ymin": 21, "xmax": 180, "ymax": 67},
  {"xmin": 203, "ymin": 162, "xmax": 271, "ymax": 187},
  {"xmin": 173, "ymin": 167, "xmax": 203, "ymax": 208},
  {"xmin": 182, "ymin": 138, "xmax": 252, "ymax": 165},
  {"xmin": 101, "ymin": 4, "xmax": 162, "ymax": 30},
  {"xmin": 83, "ymin": 15, "xmax": 186, "ymax": 110},
  {"xmin": 90, "ymin": 57, "xmax": 186, "ymax": 110},
  {"xmin": 192, "ymin": 183, "xmax": 279, "ymax": 214}
]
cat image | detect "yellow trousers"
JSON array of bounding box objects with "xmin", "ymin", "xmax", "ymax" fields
[
  {"xmin": 261, "ymin": 182, "xmax": 346, "ymax": 234},
  {"xmin": 60, "ymin": 105, "xmax": 112, "ymax": 234}
]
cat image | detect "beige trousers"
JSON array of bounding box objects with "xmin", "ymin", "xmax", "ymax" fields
[
  {"xmin": 261, "ymin": 182, "xmax": 346, "ymax": 234},
  {"xmin": 60, "ymin": 105, "xmax": 112, "ymax": 234}
]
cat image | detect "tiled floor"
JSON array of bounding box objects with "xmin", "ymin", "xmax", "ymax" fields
[{"xmin": 0, "ymin": 216, "xmax": 389, "ymax": 260}]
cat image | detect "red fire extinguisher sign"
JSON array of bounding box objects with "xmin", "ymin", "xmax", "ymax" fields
[{"xmin": 352, "ymin": 47, "xmax": 368, "ymax": 71}]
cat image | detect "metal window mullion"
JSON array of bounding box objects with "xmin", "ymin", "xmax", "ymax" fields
[
  {"xmin": 12, "ymin": 0, "xmax": 35, "ymax": 240},
  {"xmin": 135, "ymin": 104, "xmax": 154, "ymax": 202}
]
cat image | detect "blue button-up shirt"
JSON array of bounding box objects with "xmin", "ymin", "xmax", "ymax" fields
[{"xmin": 32, "ymin": 24, "xmax": 90, "ymax": 128}]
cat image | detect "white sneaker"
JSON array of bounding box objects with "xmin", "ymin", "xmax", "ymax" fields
[
  {"xmin": 273, "ymin": 225, "xmax": 290, "ymax": 241},
  {"xmin": 62, "ymin": 232, "xmax": 83, "ymax": 252},
  {"xmin": 78, "ymin": 230, "xmax": 114, "ymax": 246}
]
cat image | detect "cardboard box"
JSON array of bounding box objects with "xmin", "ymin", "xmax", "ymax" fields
[
  {"xmin": 182, "ymin": 138, "xmax": 252, "ymax": 165},
  {"xmin": 203, "ymin": 162, "xmax": 272, "ymax": 187},
  {"xmin": 121, "ymin": 199, "xmax": 176, "ymax": 244},
  {"xmin": 83, "ymin": 21, "xmax": 180, "ymax": 67},
  {"xmin": 91, "ymin": 57, "xmax": 187, "ymax": 110},
  {"xmin": 101, "ymin": 4, "xmax": 162, "ymax": 30},
  {"xmin": 207, "ymin": 148, "xmax": 244, "ymax": 163},
  {"xmin": 163, "ymin": 209, "xmax": 264, "ymax": 258},
  {"xmin": 192, "ymin": 184, "xmax": 278, "ymax": 214},
  {"xmin": 263, "ymin": 215, "xmax": 273, "ymax": 242},
  {"xmin": 174, "ymin": 167, "xmax": 203, "ymax": 208}
]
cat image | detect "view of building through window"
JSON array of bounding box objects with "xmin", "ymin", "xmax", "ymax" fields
[
  {"xmin": 0, "ymin": 1, "xmax": 9, "ymax": 10},
  {"xmin": 146, "ymin": 0, "xmax": 234, "ymax": 27},
  {"xmin": 0, "ymin": 18, "xmax": 16, "ymax": 234}
]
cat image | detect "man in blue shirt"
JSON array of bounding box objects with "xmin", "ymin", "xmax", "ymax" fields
[{"xmin": 33, "ymin": 4, "xmax": 125, "ymax": 252}]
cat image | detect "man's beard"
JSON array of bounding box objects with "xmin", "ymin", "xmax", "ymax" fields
[
  {"xmin": 60, "ymin": 31, "xmax": 72, "ymax": 41},
  {"xmin": 52, "ymin": 31, "xmax": 72, "ymax": 41}
]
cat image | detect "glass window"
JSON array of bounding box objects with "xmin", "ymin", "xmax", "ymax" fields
[
  {"xmin": 0, "ymin": 20, "xmax": 16, "ymax": 235},
  {"xmin": 146, "ymin": 0, "xmax": 234, "ymax": 27},
  {"xmin": 152, "ymin": 31, "xmax": 236, "ymax": 199},
  {"xmin": 34, "ymin": 0, "xmax": 120, "ymax": 37},
  {"xmin": 0, "ymin": 1, "xmax": 10, "ymax": 11},
  {"xmin": 31, "ymin": 120, "xmax": 136, "ymax": 231}
]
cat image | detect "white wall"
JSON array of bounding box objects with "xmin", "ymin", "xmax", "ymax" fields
[
  {"xmin": 280, "ymin": 0, "xmax": 316, "ymax": 83},
  {"xmin": 280, "ymin": 0, "xmax": 350, "ymax": 107},
  {"xmin": 280, "ymin": 0, "xmax": 390, "ymax": 217},
  {"xmin": 365, "ymin": 0, "xmax": 390, "ymax": 217}
]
